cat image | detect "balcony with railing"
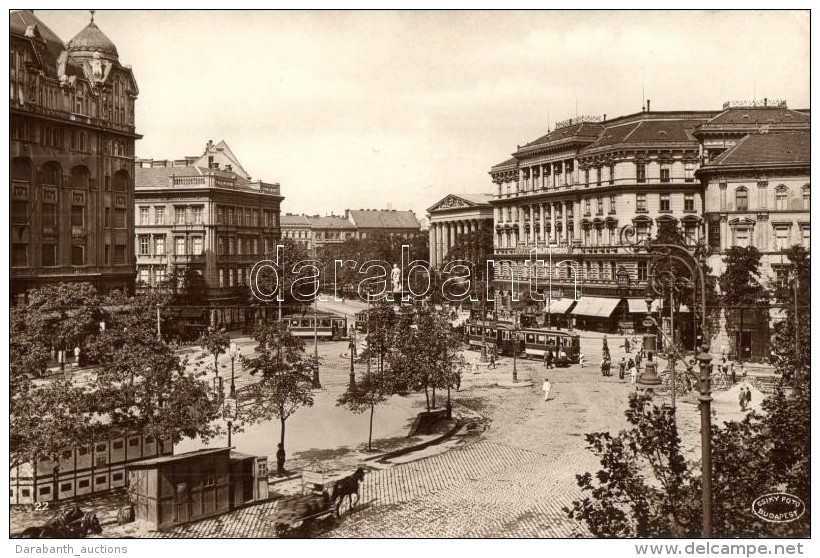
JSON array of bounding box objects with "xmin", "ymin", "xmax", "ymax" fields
[{"xmin": 171, "ymin": 253, "xmax": 206, "ymax": 265}]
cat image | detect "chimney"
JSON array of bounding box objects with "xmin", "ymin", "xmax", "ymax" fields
[
  {"xmin": 647, "ymin": 99, "xmax": 651, "ymax": 112},
  {"xmin": 764, "ymin": 97, "xmax": 768, "ymax": 106},
  {"xmin": 208, "ymin": 155, "xmax": 214, "ymax": 168},
  {"xmin": 603, "ymin": 113, "xmax": 606, "ymax": 122}
]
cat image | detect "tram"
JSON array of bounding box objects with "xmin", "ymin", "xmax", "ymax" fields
[
  {"xmin": 464, "ymin": 319, "xmax": 581, "ymax": 366},
  {"xmin": 285, "ymin": 311, "xmax": 349, "ymax": 340}
]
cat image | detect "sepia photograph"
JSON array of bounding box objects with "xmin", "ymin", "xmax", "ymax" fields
[{"xmin": 6, "ymin": 6, "xmax": 812, "ymax": 551}]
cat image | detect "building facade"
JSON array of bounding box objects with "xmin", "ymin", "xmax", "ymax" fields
[
  {"xmin": 281, "ymin": 213, "xmax": 313, "ymax": 253},
  {"xmin": 134, "ymin": 140, "xmax": 283, "ymax": 328},
  {"xmin": 346, "ymin": 209, "xmax": 422, "ymax": 240},
  {"xmin": 427, "ymin": 193, "xmax": 494, "ymax": 268},
  {"xmin": 10, "ymin": 10, "xmax": 140, "ymax": 304},
  {"xmin": 485, "ymin": 101, "xmax": 809, "ymax": 342},
  {"xmin": 10, "ymin": 433, "xmax": 173, "ymax": 505}
]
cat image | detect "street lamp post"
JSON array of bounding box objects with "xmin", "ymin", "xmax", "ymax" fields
[
  {"xmin": 312, "ymin": 286, "xmax": 321, "ymax": 389},
  {"xmin": 511, "ymin": 316, "xmax": 520, "ymax": 383},
  {"xmin": 229, "ymin": 341, "xmax": 239, "ymax": 399},
  {"xmin": 349, "ymin": 328, "xmax": 356, "ymax": 387}
]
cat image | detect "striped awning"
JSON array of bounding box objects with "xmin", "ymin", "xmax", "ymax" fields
[
  {"xmin": 570, "ymin": 297, "xmax": 621, "ymax": 318},
  {"xmin": 626, "ymin": 299, "xmax": 689, "ymax": 313}
]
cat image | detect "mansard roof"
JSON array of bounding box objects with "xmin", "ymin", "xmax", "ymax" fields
[{"xmin": 701, "ymin": 131, "xmax": 810, "ymax": 170}]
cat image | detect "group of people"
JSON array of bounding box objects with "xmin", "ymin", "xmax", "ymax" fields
[{"xmin": 738, "ymin": 385, "xmax": 753, "ymax": 411}]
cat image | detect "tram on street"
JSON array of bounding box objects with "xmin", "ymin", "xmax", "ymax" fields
[
  {"xmin": 286, "ymin": 311, "xmax": 349, "ymax": 340},
  {"xmin": 463, "ymin": 320, "xmax": 581, "ymax": 366}
]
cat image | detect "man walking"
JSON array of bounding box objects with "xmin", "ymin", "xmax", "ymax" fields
[
  {"xmin": 488, "ymin": 352, "xmax": 496, "ymax": 369},
  {"xmin": 745, "ymin": 386, "xmax": 752, "ymax": 410},
  {"xmin": 578, "ymin": 352, "xmax": 586, "ymax": 368},
  {"xmin": 542, "ymin": 377, "xmax": 552, "ymax": 402},
  {"xmin": 618, "ymin": 356, "xmax": 626, "ymax": 380},
  {"xmin": 624, "ymin": 337, "xmax": 631, "ymax": 354},
  {"xmin": 629, "ymin": 362, "xmax": 638, "ymax": 386},
  {"xmin": 739, "ymin": 386, "xmax": 747, "ymax": 411}
]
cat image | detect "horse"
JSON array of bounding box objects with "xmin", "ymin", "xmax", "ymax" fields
[
  {"xmin": 330, "ymin": 466, "xmax": 366, "ymax": 517},
  {"xmin": 15, "ymin": 512, "xmax": 102, "ymax": 539}
]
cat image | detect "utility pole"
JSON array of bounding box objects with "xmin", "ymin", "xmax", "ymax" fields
[
  {"xmin": 793, "ymin": 274, "xmax": 800, "ymax": 356},
  {"xmin": 312, "ymin": 284, "xmax": 320, "ymax": 388}
]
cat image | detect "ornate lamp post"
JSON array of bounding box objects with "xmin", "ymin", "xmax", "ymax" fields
[
  {"xmin": 620, "ymin": 224, "xmax": 713, "ymax": 538},
  {"xmin": 349, "ymin": 328, "xmax": 356, "ymax": 387}
]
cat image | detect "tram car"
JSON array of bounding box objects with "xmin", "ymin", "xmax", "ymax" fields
[
  {"xmin": 354, "ymin": 304, "xmax": 416, "ymax": 333},
  {"xmin": 286, "ymin": 311, "xmax": 348, "ymax": 340},
  {"xmin": 464, "ymin": 320, "xmax": 581, "ymax": 365}
]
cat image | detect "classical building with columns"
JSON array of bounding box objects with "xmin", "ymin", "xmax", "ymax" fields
[
  {"xmin": 427, "ymin": 193, "xmax": 494, "ymax": 268},
  {"xmin": 487, "ymin": 100, "xmax": 810, "ymax": 340}
]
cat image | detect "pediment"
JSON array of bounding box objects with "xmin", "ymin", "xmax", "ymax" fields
[{"xmin": 428, "ymin": 194, "xmax": 474, "ymax": 213}]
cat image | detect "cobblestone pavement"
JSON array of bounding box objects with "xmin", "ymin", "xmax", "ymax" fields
[{"xmin": 94, "ymin": 332, "xmax": 730, "ymax": 538}]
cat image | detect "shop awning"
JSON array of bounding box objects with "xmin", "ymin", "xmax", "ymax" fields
[
  {"xmin": 571, "ymin": 297, "xmax": 621, "ymax": 318},
  {"xmin": 545, "ymin": 298, "xmax": 575, "ymax": 314}
]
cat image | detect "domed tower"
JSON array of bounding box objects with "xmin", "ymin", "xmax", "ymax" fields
[{"xmin": 67, "ymin": 10, "xmax": 118, "ymax": 64}]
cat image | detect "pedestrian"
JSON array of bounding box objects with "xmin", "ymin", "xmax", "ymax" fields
[
  {"xmin": 489, "ymin": 352, "xmax": 496, "ymax": 369},
  {"xmin": 730, "ymin": 362, "xmax": 736, "ymax": 384},
  {"xmin": 578, "ymin": 352, "xmax": 586, "ymax": 368},
  {"xmin": 635, "ymin": 351, "xmax": 642, "ymax": 369},
  {"xmin": 739, "ymin": 386, "xmax": 747, "ymax": 411},
  {"xmin": 544, "ymin": 350, "xmax": 554, "ymax": 369},
  {"xmin": 629, "ymin": 364, "xmax": 638, "ymax": 385},
  {"xmin": 745, "ymin": 386, "xmax": 752, "ymax": 409},
  {"xmin": 624, "ymin": 337, "xmax": 631, "ymax": 354},
  {"xmin": 627, "ymin": 357, "xmax": 635, "ymax": 371},
  {"xmin": 542, "ymin": 377, "xmax": 552, "ymax": 402},
  {"xmin": 456, "ymin": 370, "xmax": 462, "ymax": 392},
  {"xmin": 619, "ymin": 356, "xmax": 626, "ymax": 380},
  {"xmin": 600, "ymin": 358, "xmax": 607, "ymax": 377}
]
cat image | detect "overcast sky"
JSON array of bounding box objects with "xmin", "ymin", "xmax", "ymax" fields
[{"xmin": 38, "ymin": 10, "xmax": 809, "ymax": 220}]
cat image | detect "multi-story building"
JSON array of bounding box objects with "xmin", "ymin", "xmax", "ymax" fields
[
  {"xmin": 346, "ymin": 209, "xmax": 422, "ymax": 240},
  {"xmin": 10, "ymin": 10, "xmax": 140, "ymax": 304},
  {"xmin": 427, "ymin": 193, "xmax": 495, "ymax": 268},
  {"xmin": 489, "ymin": 109, "xmax": 713, "ymax": 332},
  {"xmin": 310, "ymin": 214, "xmax": 357, "ymax": 255},
  {"xmin": 134, "ymin": 140, "xmax": 283, "ymax": 328},
  {"xmin": 281, "ymin": 213, "xmax": 313, "ymax": 253},
  {"xmin": 699, "ymin": 126, "xmax": 809, "ymax": 359},
  {"xmin": 486, "ymin": 100, "xmax": 809, "ymax": 349}
]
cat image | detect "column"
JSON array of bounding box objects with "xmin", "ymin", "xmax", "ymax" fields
[
  {"xmin": 565, "ymin": 201, "xmax": 572, "ymax": 244},
  {"xmin": 539, "ymin": 203, "xmax": 546, "ymax": 243},
  {"xmin": 530, "ymin": 204, "xmax": 535, "ymax": 244},
  {"xmin": 429, "ymin": 223, "xmax": 437, "ymax": 267},
  {"xmin": 518, "ymin": 206, "xmax": 526, "ymax": 247},
  {"xmin": 436, "ymin": 223, "xmax": 443, "ymax": 265},
  {"xmin": 573, "ymin": 200, "xmax": 581, "ymax": 243}
]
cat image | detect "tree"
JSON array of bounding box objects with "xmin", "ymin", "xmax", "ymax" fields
[
  {"xmin": 565, "ymin": 393, "xmax": 700, "ymax": 537},
  {"xmin": 170, "ymin": 266, "xmax": 209, "ymax": 307},
  {"xmin": 719, "ymin": 246, "xmax": 769, "ymax": 360},
  {"xmin": 566, "ymin": 361, "xmax": 810, "ymax": 537},
  {"xmin": 198, "ymin": 327, "xmax": 230, "ymax": 379},
  {"xmin": 93, "ymin": 337, "xmax": 223, "ymax": 448},
  {"xmin": 444, "ymin": 227, "xmax": 494, "ymax": 280},
  {"xmin": 389, "ymin": 307, "xmax": 465, "ymax": 411},
  {"xmin": 336, "ymin": 370, "xmax": 390, "ymax": 451},
  {"xmin": 766, "ymin": 245, "xmax": 810, "ymax": 383},
  {"xmin": 240, "ymin": 321, "xmax": 315, "ymax": 475},
  {"xmin": 23, "ymin": 282, "xmax": 104, "ymax": 366},
  {"xmin": 362, "ymin": 301, "xmax": 398, "ymax": 378}
]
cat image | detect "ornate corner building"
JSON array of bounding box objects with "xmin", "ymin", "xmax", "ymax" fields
[
  {"xmin": 474, "ymin": 100, "xmax": 808, "ymax": 351},
  {"xmin": 134, "ymin": 140, "xmax": 283, "ymax": 328},
  {"xmin": 10, "ymin": 11, "xmax": 140, "ymax": 304}
]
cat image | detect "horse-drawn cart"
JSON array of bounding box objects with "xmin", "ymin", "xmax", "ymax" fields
[{"xmin": 263, "ymin": 467, "xmax": 365, "ymax": 538}]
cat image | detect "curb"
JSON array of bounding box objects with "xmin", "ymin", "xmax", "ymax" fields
[{"xmin": 364, "ymin": 414, "xmax": 464, "ymax": 463}]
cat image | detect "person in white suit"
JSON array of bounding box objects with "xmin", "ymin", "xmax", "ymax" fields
[{"xmin": 542, "ymin": 378, "xmax": 552, "ymax": 402}]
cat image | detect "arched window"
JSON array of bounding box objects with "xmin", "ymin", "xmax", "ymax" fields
[
  {"xmin": 802, "ymin": 184, "xmax": 810, "ymax": 210},
  {"xmin": 776, "ymin": 185, "xmax": 788, "ymax": 210},
  {"xmin": 113, "ymin": 170, "xmax": 129, "ymax": 192},
  {"xmin": 71, "ymin": 166, "xmax": 90, "ymax": 190},
  {"xmin": 735, "ymin": 187, "xmax": 749, "ymax": 211}
]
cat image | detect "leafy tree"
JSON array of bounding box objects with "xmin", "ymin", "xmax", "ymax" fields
[
  {"xmin": 566, "ymin": 355, "xmax": 810, "ymax": 537},
  {"xmin": 198, "ymin": 327, "xmax": 230, "ymax": 378},
  {"xmin": 444, "ymin": 226, "xmax": 494, "ymax": 281},
  {"xmin": 93, "ymin": 337, "xmax": 222, "ymax": 448},
  {"xmin": 10, "ymin": 377, "xmax": 92, "ymax": 471},
  {"xmin": 719, "ymin": 246, "xmax": 769, "ymax": 359},
  {"xmin": 255, "ymin": 237, "xmax": 311, "ymax": 315},
  {"xmin": 389, "ymin": 307, "xmax": 465, "ymax": 411},
  {"xmin": 23, "ymin": 282, "xmax": 104, "ymax": 365},
  {"xmin": 766, "ymin": 245, "xmax": 810, "ymax": 383},
  {"xmin": 565, "ymin": 393, "xmax": 700, "ymax": 537},
  {"xmin": 356, "ymin": 301, "xmax": 397, "ymax": 377},
  {"xmin": 170, "ymin": 266, "xmax": 209, "ymax": 307},
  {"xmin": 240, "ymin": 321, "xmax": 315, "ymax": 475},
  {"xmin": 336, "ymin": 370, "xmax": 391, "ymax": 451}
]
